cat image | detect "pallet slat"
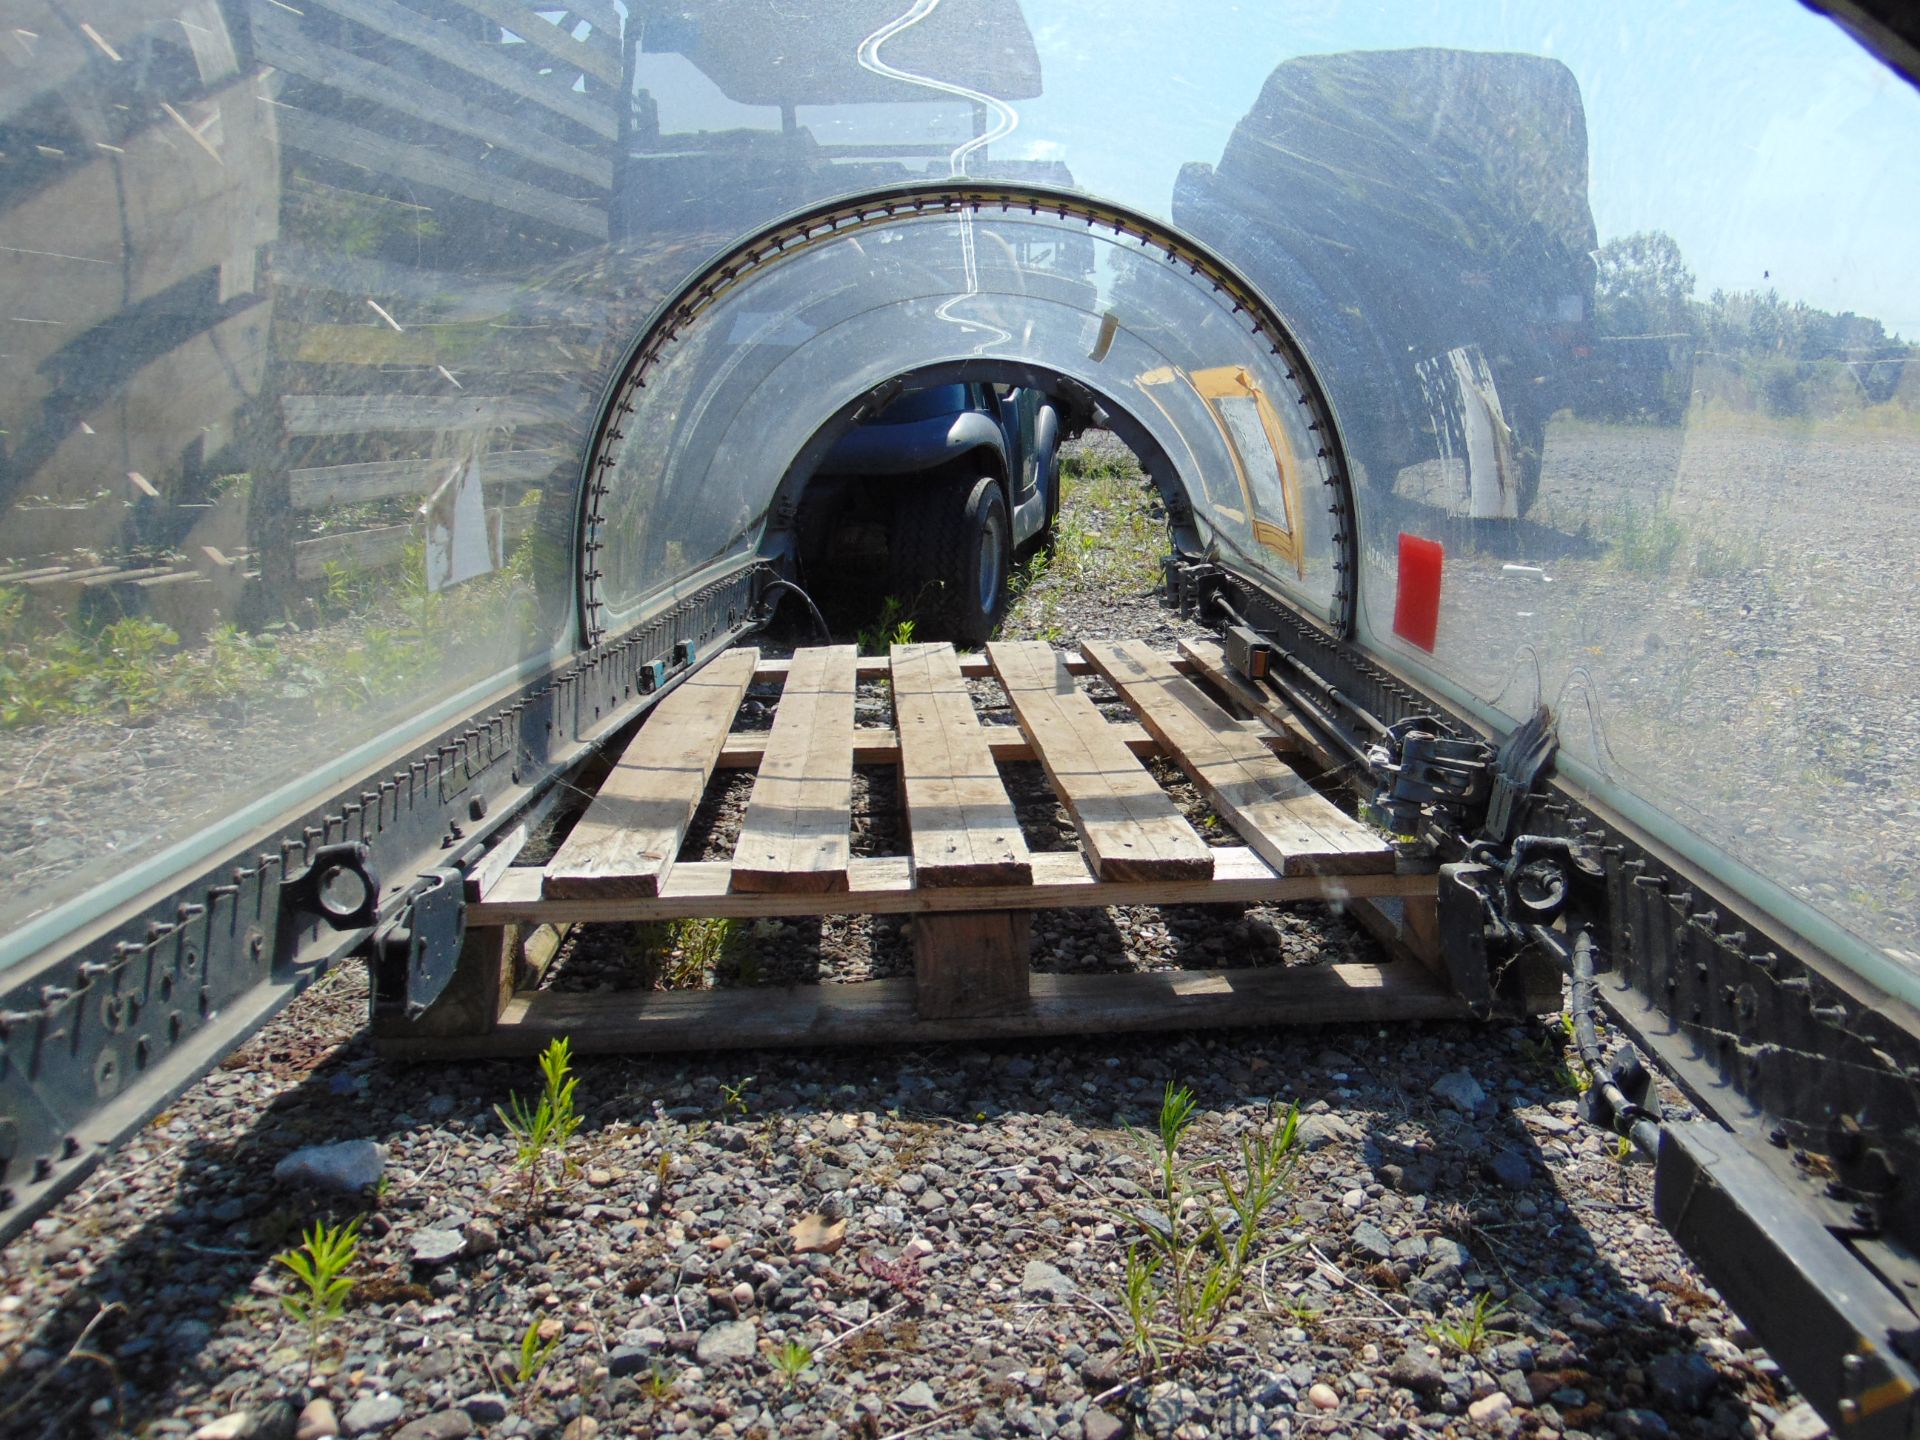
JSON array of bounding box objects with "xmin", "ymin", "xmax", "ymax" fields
[
  {"xmin": 281, "ymin": 391, "xmax": 573, "ymax": 436},
  {"xmin": 755, "ymin": 652, "xmax": 1096, "ymax": 684},
  {"xmin": 440, "ymin": 0, "xmax": 623, "ymax": 85},
  {"xmin": 289, "ymin": 450, "xmax": 562, "ymax": 509},
  {"xmin": 710, "ymin": 719, "xmax": 1291, "ymax": 770},
  {"xmin": 251, "ymin": 5, "xmax": 614, "ymax": 188},
  {"xmin": 1178, "ymin": 637, "xmax": 1331, "ymax": 769},
  {"xmin": 542, "ymin": 648, "xmax": 761, "ymax": 898},
  {"xmin": 476, "ymin": 846, "xmax": 1428, "ymax": 924},
  {"xmin": 1083, "ymin": 640, "xmax": 1394, "ymax": 876},
  {"xmin": 379, "ymin": 962, "xmax": 1469, "ymax": 1058},
  {"xmin": 290, "ymin": 505, "xmax": 532, "ymax": 579},
  {"xmin": 282, "ymin": 111, "xmax": 609, "ymax": 240},
  {"xmin": 302, "ymin": 0, "xmax": 619, "ymax": 138},
  {"xmin": 988, "ymin": 640, "xmax": 1213, "ymax": 881},
  {"xmin": 891, "ymin": 642, "xmax": 1032, "ymax": 887},
  {"xmin": 732, "ymin": 644, "xmax": 858, "ymax": 893}
]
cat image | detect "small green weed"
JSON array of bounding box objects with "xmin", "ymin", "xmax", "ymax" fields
[
  {"xmin": 514, "ymin": 1316, "xmax": 562, "ymax": 1388},
  {"xmin": 1555, "ymin": 1061, "xmax": 1593, "ymax": 1096},
  {"xmin": 772, "ymin": 1338, "xmax": 814, "ymax": 1386},
  {"xmin": 858, "ymin": 593, "xmax": 923, "ymax": 656},
  {"xmin": 1604, "ymin": 500, "xmax": 1770, "ymax": 579},
  {"xmin": 1114, "ymin": 1083, "xmax": 1301, "ymax": 1371},
  {"xmin": 720, "ymin": 1075, "xmax": 755, "ymax": 1119},
  {"xmin": 1006, "ymin": 439, "xmax": 1167, "ymax": 639},
  {"xmin": 643, "ymin": 1365, "xmax": 677, "ymax": 1403},
  {"xmin": 1424, "ymin": 1292, "xmax": 1513, "ymax": 1357},
  {"xmin": 669, "ymin": 916, "xmax": 747, "ymax": 987},
  {"xmin": 496, "ymin": 1037, "xmax": 583, "ymax": 1213},
  {"xmin": 274, "ymin": 1216, "xmax": 361, "ymax": 1381}
]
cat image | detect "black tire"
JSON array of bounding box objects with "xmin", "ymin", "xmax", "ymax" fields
[
  {"xmin": 890, "ymin": 472, "xmax": 1011, "ymax": 645},
  {"xmin": 1032, "ymin": 448, "xmax": 1062, "ymax": 552}
]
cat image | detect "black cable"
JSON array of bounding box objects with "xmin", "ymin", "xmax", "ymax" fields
[
  {"xmin": 757, "ymin": 577, "xmax": 834, "ymax": 644},
  {"xmin": 1570, "ymin": 928, "xmax": 1663, "ymax": 1159}
]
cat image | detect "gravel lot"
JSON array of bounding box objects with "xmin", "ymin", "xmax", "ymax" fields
[{"xmin": 0, "ymin": 437, "xmax": 1834, "ymax": 1440}]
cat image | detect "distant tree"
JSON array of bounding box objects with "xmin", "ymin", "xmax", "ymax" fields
[{"xmin": 1593, "ymin": 230, "xmax": 1695, "ymax": 338}]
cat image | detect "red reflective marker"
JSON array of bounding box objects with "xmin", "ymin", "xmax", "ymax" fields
[{"xmin": 1393, "ymin": 533, "xmax": 1443, "ymax": 651}]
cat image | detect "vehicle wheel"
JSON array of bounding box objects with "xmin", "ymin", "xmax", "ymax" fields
[
  {"xmin": 1033, "ymin": 448, "xmax": 1062, "ymax": 551},
  {"xmin": 891, "ymin": 473, "xmax": 1011, "ymax": 644}
]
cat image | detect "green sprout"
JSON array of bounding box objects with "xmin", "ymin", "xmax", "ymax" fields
[
  {"xmin": 275, "ymin": 1216, "xmax": 362, "ymax": 1380},
  {"xmin": 496, "ymin": 1037, "xmax": 583, "ymax": 1213},
  {"xmin": 1424, "ymin": 1292, "xmax": 1514, "ymax": 1357},
  {"xmin": 515, "ymin": 1316, "xmax": 562, "ymax": 1389},
  {"xmin": 772, "ymin": 1338, "xmax": 814, "ymax": 1386}
]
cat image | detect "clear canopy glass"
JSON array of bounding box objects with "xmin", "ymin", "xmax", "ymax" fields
[{"xmin": 3, "ymin": 0, "xmax": 1915, "ymax": 985}]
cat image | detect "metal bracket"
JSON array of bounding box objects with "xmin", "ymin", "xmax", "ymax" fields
[
  {"xmin": 279, "ymin": 842, "xmax": 380, "ymax": 934},
  {"xmin": 1657, "ymin": 1120, "xmax": 1920, "ymax": 1438},
  {"xmin": 372, "ymin": 869, "xmax": 467, "ymax": 1019},
  {"xmin": 1437, "ymin": 863, "xmax": 1498, "ymax": 1020},
  {"xmin": 1369, "ymin": 719, "xmax": 1494, "ymax": 836}
]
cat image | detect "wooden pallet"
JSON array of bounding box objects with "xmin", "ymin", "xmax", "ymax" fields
[{"xmin": 380, "ymin": 641, "xmax": 1467, "ymax": 1057}]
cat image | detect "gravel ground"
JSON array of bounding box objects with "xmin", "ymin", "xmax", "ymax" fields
[{"xmin": 0, "ymin": 436, "xmax": 1834, "ymax": 1440}]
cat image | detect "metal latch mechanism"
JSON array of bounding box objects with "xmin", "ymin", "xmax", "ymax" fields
[
  {"xmin": 1367, "ymin": 718, "xmax": 1493, "ymax": 836},
  {"xmin": 372, "ymin": 868, "xmax": 466, "ymax": 1019}
]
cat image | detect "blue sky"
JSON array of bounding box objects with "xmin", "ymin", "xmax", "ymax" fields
[{"xmin": 634, "ymin": 0, "xmax": 1920, "ymax": 337}]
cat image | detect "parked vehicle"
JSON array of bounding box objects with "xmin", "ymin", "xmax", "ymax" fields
[
  {"xmin": 791, "ymin": 382, "xmax": 1066, "ymax": 642},
  {"xmin": 1175, "ymin": 48, "xmax": 1599, "ymax": 520}
]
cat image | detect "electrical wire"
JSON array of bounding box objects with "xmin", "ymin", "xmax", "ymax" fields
[{"xmin": 757, "ymin": 577, "xmax": 834, "ymax": 644}]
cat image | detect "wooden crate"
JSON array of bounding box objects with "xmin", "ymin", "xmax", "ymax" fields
[{"xmin": 378, "ymin": 640, "xmax": 1465, "ymax": 1057}]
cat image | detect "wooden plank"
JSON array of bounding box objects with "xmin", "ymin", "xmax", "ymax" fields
[
  {"xmin": 291, "ymin": 502, "xmax": 534, "ymax": 578},
  {"xmin": 543, "ymin": 647, "xmax": 761, "ymax": 898},
  {"xmin": 251, "ymin": 4, "xmax": 613, "ymax": 187},
  {"xmin": 1352, "ymin": 895, "xmax": 1442, "ymax": 974},
  {"xmin": 372, "ymin": 922, "xmax": 521, "ymax": 1040},
  {"xmin": 913, "ymin": 913, "xmax": 1030, "ymax": 1019},
  {"xmin": 271, "ymin": 243, "xmax": 526, "ymax": 319},
  {"xmin": 301, "ymin": 0, "xmax": 618, "ymax": 138},
  {"xmin": 282, "ymin": 111, "xmax": 608, "ymax": 240},
  {"xmin": 439, "ymin": 0, "xmax": 622, "ymax": 85},
  {"xmin": 292, "ymin": 522, "xmax": 414, "ymax": 579},
  {"xmin": 475, "ymin": 846, "xmax": 1431, "ymax": 924},
  {"xmin": 716, "ymin": 721, "xmax": 1167, "ymax": 769},
  {"xmin": 732, "ymin": 644, "xmax": 857, "ymax": 894},
  {"xmin": 1082, "ymin": 640, "xmax": 1394, "ymax": 876},
  {"xmin": 376, "ymin": 961, "xmax": 1469, "ymax": 1058},
  {"xmin": 890, "ymin": 642, "xmax": 1031, "ymax": 888},
  {"xmin": 988, "ymin": 641, "xmax": 1212, "ymax": 882},
  {"xmin": 289, "ymin": 450, "xmax": 561, "ymax": 508},
  {"xmin": 1177, "ymin": 638, "xmax": 1324, "ymax": 768},
  {"xmin": 757, "ymin": 651, "xmax": 1098, "ymax": 684},
  {"xmin": 555, "ymin": 0, "xmax": 621, "ymax": 37},
  {"xmin": 285, "ymin": 321, "xmax": 597, "ymax": 371},
  {"xmin": 466, "ymin": 822, "xmax": 531, "ymax": 902},
  {"xmin": 281, "ymin": 391, "xmax": 572, "ymax": 435}
]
